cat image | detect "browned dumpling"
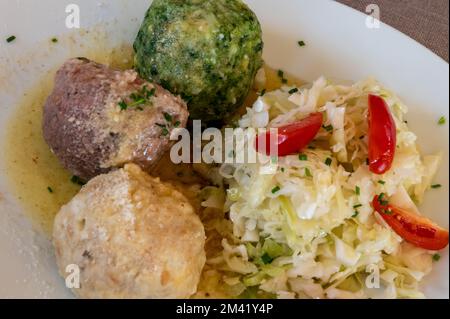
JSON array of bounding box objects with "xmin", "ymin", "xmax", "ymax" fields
[
  {"xmin": 43, "ymin": 58, "xmax": 188, "ymax": 181},
  {"xmin": 53, "ymin": 164, "xmax": 205, "ymax": 299}
]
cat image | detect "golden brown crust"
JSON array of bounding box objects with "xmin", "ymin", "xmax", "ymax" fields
[{"xmin": 53, "ymin": 164, "xmax": 205, "ymax": 299}]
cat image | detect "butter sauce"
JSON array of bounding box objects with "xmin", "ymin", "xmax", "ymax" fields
[{"xmin": 4, "ymin": 45, "xmax": 302, "ymax": 242}]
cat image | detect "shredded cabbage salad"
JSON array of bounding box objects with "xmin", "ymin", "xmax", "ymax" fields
[{"xmin": 196, "ymin": 75, "xmax": 442, "ymax": 299}]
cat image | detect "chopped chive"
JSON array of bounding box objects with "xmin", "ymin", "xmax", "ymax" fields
[
  {"xmin": 307, "ymin": 145, "xmax": 316, "ymax": 150},
  {"xmin": 299, "ymin": 154, "xmax": 307, "ymax": 161},
  {"xmin": 261, "ymin": 253, "xmax": 274, "ymax": 264},
  {"xmin": 174, "ymin": 121, "xmax": 181, "ymax": 127},
  {"xmin": 277, "ymin": 70, "xmax": 284, "ymax": 78},
  {"xmin": 119, "ymin": 87, "xmax": 156, "ymax": 111},
  {"xmin": 322, "ymin": 124, "xmax": 333, "ymax": 132},
  {"xmin": 382, "ymin": 208, "xmax": 393, "ymax": 215},
  {"xmin": 118, "ymin": 100, "xmax": 127, "ymax": 110},
  {"xmin": 352, "ymin": 211, "xmax": 359, "ymax": 218},
  {"xmin": 438, "ymin": 116, "xmax": 446, "ymax": 125},
  {"xmin": 129, "ymin": 93, "xmax": 139, "ymax": 101},
  {"xmin": 432, "ymin": 253, "xmax": 441, "ymax": 262},
  {"xmin": 47, "ymin": 186, "xmax": 53, "ymax": 193},
  {"xmin": 325, "ymin": 157, "xmax": 332, "ymax": 166},
  {"xmin": 288, "ymin": 88, "xmax": 299, "ymax": 94},
  {"xmin": 378, "ymin": 180, "xmax": 386, "ymax": 185},
  {"xmin": 297, "ymin": 40, "xmax": 306, "ymax": 47},
  {"xmin": 355, "ymin": 186, "xmax": 360, "ymax": 195},
  {"xmin": 353, "ymin": 204, "xmax": 363, "ymax": 209},
  {"xmin": 305, "ymin": 167, "xmax": 312, "ymax": 177},
  {"xmin": 271, "ymin": 186, "xmax": 281, "ymax": 194},
  {"xmin": 51, "ymin": 37, "xmax": 58, "ymax": 43},
  {"xmin": 259, "ymin": 89, "xmax": 266, "ymax": 96},
  {"xmin": 155, "ymin": 123, "xmax": 166, "ymax": 128},
  {"xmin": 161, "ymin": 127, "xmax": 169, "ymax": 136},
  {"xmin": 431, "ymin": 184, "xmax": 442, "ymax": 189},
  {"xmin": 144, "ymin": 87, "xmax": 156, "ymax": 98},
  {"xmin": 281, "ymin": 78, "xmax": 288, "ymax": 84},
  {"xmin": 128, "ymin": 98, "xmax": 146, "ymax": 107},
  {"xmin": 163, "ymin": 112, "xmax": 172, "ymax": 122},
  {"xmin": 6, "ymin": 35, "xmax": 16, "ymax": 43},
  {"xmin": 280, "ymin": 167, "xmax": 285, "ymax": 172},
  {"xmin": 378, "ymin": 193, "xmax": 389, "ymax": 206},
  {"xmin": 70, "ymin": 176, "xmax": 85, "ymax": 186}
]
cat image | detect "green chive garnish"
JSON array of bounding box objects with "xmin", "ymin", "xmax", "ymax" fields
[
  {"xmin": 51, "ymin": 37, "xmax": 58, "ymax": 43},
  {"xmin": 298, "ymin": 40, "xmax": 306, "ymax": 47},
  {"xmin": 161, "ymin": 127, "xmax": 169, "ymax": 136},
  {"xmin": 305, "ymin": 167, "xmax": 312, "ymax": 177},
  {"xmin": 163, "ymin": 112, "xmax": 172, "ymax": 122},
  {"xmin": 145, "ymin": 87, "xmax": 156, "ymax": 98},
  {"xmin": 431, "ymin": 184, "xmax": 442, "ymax": 189},
  {"xmin": 277, "ymin": 70, "xmax": 284, "ymax": 78},
  {"xmin": 174, "ymin": 121, "xmax": 181, "ymax": 127},
  {"xmin": 118, "ymin": 100, "xmax": 127, "ymax": 110},
  {"xmin": 352, "ymin": 211, "xmax": 359, "ymax": 218},
  {"xmin": 355, "ymin": 186, "xmax": 360, "ymax": 195},
  {"xmin": 325, "ymin": 158, "xmax": 332, "ymax": 166},
  {"xmin": 322, "ymin": 124, "xmax": 333, "ymax": 132},
  {"xmin": 438, "ymin": 116, "xmax": 446, "ymax": 125},
  {"xmin": 6, "ymin": 35, "xmax": 16, "ymax": 43},
  {"xmin": 378, "ymin": 180, "xmax": 386, "ymax": 185},
  {"xmin": 299, "ymin": 154, "xmax": 307, "ymax": 161},
  {"xmin": 259, "ymin": 89, "xmax": 266, "ymax": 96},
  {"xmin": 288, "ymin": 88, "xmax": 299, "ymax": 94},
  {"xmin": 432, "ymin": 253, "xmax": 441, "ymax": 262},
  {"xmin": 378, "ymin": 193, "xmax": 389, "ymax": 206},
  {"xmin": 353, "ymin": 204, "xmax": 363, "ymax": 209},
  {"xmin": 129, "ymin": 98, "xmax": 145, "ymax": 107},
  {"xmin": 47, "ymin": 187, "xmax": 53, "ymax": 193},
  {"xmin": 261, "ymin": 253, "xmax": 274, "ymax": 264},
  {"xmin": 271, "ymin": 186, "xmax": 281, "ymax": 194},
  {"xmin": 71, "ymin": 176, "xmax": 85, "ymax": 186}
]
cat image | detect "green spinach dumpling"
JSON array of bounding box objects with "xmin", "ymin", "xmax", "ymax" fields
[{"xmin": 134, "ymin": 0, "xmax": 263, "ymax": 122}]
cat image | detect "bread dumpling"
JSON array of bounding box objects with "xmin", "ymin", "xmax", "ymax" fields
[{"xmin": 53, "ymin": 164, "xmax": 205, "ymax": 298}]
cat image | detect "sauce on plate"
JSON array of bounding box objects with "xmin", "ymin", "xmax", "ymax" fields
[{"xmin": 3, "ymin": 45, "xmax": 303, "ymax": 277}]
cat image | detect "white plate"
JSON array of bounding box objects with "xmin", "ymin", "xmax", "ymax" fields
[{"xmin": 0, "ymin": 0, "xmax": 448, "ymax": 298}]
